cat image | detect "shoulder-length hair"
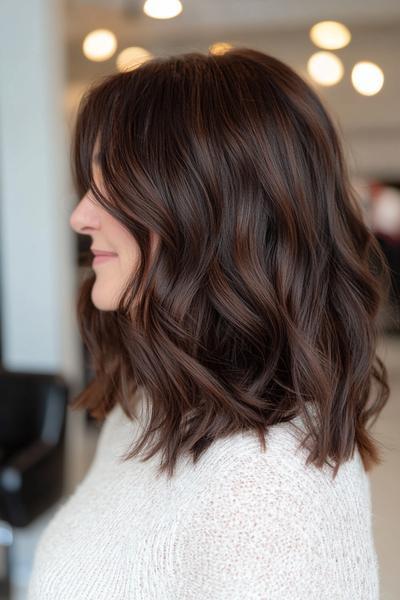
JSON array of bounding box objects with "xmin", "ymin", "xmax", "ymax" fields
[{"xmin": 70, "ymin": 47, "xmax": 390, "ymax": 480}]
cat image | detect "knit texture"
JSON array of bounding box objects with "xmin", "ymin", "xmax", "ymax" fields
[{"xmin": 27, "ymin": 386, "xmax": 379, "ymax": 599}]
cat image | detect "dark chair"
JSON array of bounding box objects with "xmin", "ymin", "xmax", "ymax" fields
[{"xmin": 0, "ymin": 370, "xmax": 69, "ymax": 598}]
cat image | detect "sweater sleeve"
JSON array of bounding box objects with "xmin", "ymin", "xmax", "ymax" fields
[{"xmin": 171, "ymin": 449, "xmax": 370, "ymax": 600}]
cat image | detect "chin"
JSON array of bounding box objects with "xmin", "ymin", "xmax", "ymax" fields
[{"xmin": 91, "ymin": 288, "xmax": 118, "ymax": 312}]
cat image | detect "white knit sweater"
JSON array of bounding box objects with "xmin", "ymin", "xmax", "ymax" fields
[{"xmin": 27, "ymin": 386, "xmax": 379, "ymax": 599}]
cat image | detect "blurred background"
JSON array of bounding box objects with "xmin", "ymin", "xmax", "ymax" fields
[{"xmin": 0, "ymin": 1, "xmax": 399, "ymax": 598}]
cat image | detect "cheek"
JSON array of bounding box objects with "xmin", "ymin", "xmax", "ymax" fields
[
  {"xmin": 107, "ymin": 220, "xmax": 153, "ymax": 276},
  {"xmin": 118, "ymin": 241, "xmax": 140, "ymax": 278}
]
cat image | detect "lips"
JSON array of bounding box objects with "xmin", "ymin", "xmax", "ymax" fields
[{"xmin": 91, "ymin": 249, "xmax": 118, "ymax": 256}]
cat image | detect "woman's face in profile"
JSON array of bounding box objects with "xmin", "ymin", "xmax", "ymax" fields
[{"xmin": 69, "ymin": 160, "xmax": 157, "ymax": 311}]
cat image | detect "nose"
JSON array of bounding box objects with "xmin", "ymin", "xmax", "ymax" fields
[{"xmin": 69, "ymin": 193, "xmax": 101, "ymax": 234}]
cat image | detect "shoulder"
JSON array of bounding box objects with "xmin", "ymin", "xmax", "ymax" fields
[
  {"xmin": 190, "ymin": 415, "xmax": 368, "ymax": 504},
  {"xmin": 169, "ymin": 420, "xmax": 377, "ymax": 599}
]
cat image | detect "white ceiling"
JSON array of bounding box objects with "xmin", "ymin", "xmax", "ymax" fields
[
  {"xmin": 64, "ymin": 0, "xmax": 400, "ymax": 179},
  {"xmin": 67, "ymin": 0, "xmax": 400, "ymax": 34}
]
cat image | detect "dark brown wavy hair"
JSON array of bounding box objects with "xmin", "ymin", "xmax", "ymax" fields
[{"xmin": 70, "ymin": 47, "xmax": 391, "ymax": 480}]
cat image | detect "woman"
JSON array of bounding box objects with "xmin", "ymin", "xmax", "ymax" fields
[{"xmin": 28, "ymin": 47, "xmax": 390, "ymax": 599}]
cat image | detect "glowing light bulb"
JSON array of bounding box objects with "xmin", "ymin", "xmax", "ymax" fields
[
  {"xmin": 116, "ymin": 47, "xmax": 153, "ymax": 72},
  {"xmin": 309, "ymin": 21, "xmax": 351, "ymax": 50},
  {"xmin": 351, "ymin": 61, "xmax": 384, "ymax": 96},
  {"xmin": 82, "ymin": 29, "xmax": 117, "ymax": 62},
  {"xmin": 307, "ymin": 51, "xmax": 344, "ymax": 86},
  {"xmin": 209, "ymin": 42, "xmax": 233, "ymax": 55},
  {"xmin": 143, "ymin": 0, "xmax": 183, "ymax": 19}
]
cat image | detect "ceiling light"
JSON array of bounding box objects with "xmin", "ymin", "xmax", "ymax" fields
[
  {"xmin": 351, "ymin": 61, "xmax": 384, "ymax": 96},
  {"xmin": 307, "ymin": 51, "xmax": 344, "ymax": 86},
  {"xmin": 143, "ymin": 0, "xmax": 183, "ymax": 19},
  {"xmin": 209, "ymin": 42, "xmax": 233, "ymax": 55},
  {"xmin": 116, "ymin": 47, "xmax": 153, "ymax": 72},
  {"xmin": 82, "ymin": 29, "xmax": 117, "ymax": 62},
  {"xmin": 309, "ymin": 21, "xmax": 351, "ymax": 50}
]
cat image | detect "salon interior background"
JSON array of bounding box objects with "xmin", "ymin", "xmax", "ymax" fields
[
  {"xmin": 1, "ymin": 0, "xmax": 399, "ymax": 377},
  {"xmin": 0, "ymin": 1, "xmax": 399, "ymax": 599}
]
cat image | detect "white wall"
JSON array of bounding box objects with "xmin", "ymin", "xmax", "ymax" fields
[{"xmin": 0, "ymin": 0, "xmax": 82, "ymax": 387}]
